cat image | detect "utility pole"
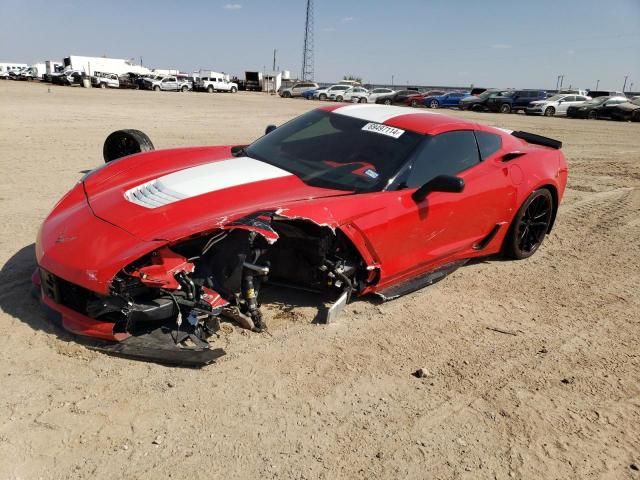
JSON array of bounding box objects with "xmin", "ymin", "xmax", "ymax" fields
[
  {"xmin": 272, "ymin": 49, "xmax": 277, "ymax": 72},
  {"xmin": 559, "ymin": 74, "xmax": 564, "ymax": 89},
  {"xmin": 596, "ymin": 79, "xmax": 600, "ymax": 90},
  {"xmin": 391, "ymin": 75, "xmax": 394, "ymax": 87},
  {"xmin": 622, "ymin": 75, "xmax": 629, "ymax": 93}
]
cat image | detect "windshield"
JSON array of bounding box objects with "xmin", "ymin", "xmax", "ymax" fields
[
  {"xmin": 246, "ymin": 110, "xmax": 423, "ymax": 192},
  {"xmin": 477, "ymin": 90, "xmax": 497, "ymax": 99},
  {"xmin": 632, "ymin": 98, "xmax": 640, "ymax": 106}
]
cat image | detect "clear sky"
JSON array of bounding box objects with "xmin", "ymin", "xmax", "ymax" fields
[{"xmin": 1, "ymin": 0, "xmax": 639, "ymax": 90}]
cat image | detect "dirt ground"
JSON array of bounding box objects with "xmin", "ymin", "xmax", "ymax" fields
[{"xmin": 0, "ymin": 80, "xmax": 638, "ymax": 480}]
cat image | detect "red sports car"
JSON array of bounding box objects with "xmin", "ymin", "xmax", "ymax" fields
[
  {"xmin": 34, "ymin": 105, "xmax": 568, "ymax": 365},
  {"xmin": 404, "ymin": 90, "xmax": 446, "ymax": 107}
]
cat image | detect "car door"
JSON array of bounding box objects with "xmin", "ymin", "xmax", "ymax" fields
[
  {"xmin": 161, "ymin": 77, "xmax": 173, "ymax": 91},
  {"xmin": 363, "ymin": 130, "xmax": 515, "ymax": 281},
  {"xmin": 557, "ymin": 95, "xmax": 575, "ymax": 114}
]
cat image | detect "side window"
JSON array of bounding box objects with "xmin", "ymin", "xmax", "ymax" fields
[
  {"xmin": 475, "ymin": 131, "xmax": 502, "ymax": 160},
  {"xmin": 406, "ymin": 131, "xmax": 481, "ymax": 188},
  {"xmin": 564, "ymin": 96, "xmax": 576, "ymax": 102}
]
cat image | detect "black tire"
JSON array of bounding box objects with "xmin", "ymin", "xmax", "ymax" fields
[
  {"xmin": 504, "ymin": 188, "xmax": 554, "ymax": 260},
  {"xmin": 319, "ymin": 93, "xmax": 327, "ymax": 101},
  {"xmin": 384, "ymin": 98, "xmax": 392, "ymax": 105},
  {"xmin": 207, "ymin": 85, "xmax": 214, "ymax": 93},
  {"xmin": 103, "ymin": 129, "xmax": 155, "ymax": 163},
  {"xmin": 500, "ymin": 103, "xmax": 512, "ymax": 114},
  {"xmin": 544, "ymin": 106, "xmax": 555, "ymax": 117},
  {"xmin": 359, "ymin": 97, "xmax": 367, "ymax": 103},
  {"xmin": 230, "ymin": 86, "xmax": 237, "ymax": 93},
  {"xmin": 588, "ymin": 110, "xmax": 598, "ymax": 120},
  {"xmin": 282, "ymin": 90, "xmax": 291, "ymax": 98},
  {"xmin": 100, "ymin": 83, "xmax": 106, "ymax": 89},
  {"xmin": 411, "ymin": 100, "xmax": 418, "ymax": 107},
  {"xmin": 429, "ymin": 100, "xmax": 439, "ymax": 109},
  {"xmin": 336, "ymin": 95, "xmax": 343, "ymax": 102},
  {"xmin": 153, "ymin": 85, "xmax": 160, "ymax": 92}
]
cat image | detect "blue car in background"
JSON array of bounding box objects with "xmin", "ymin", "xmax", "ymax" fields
[
  {"xmin": 302, "ymin": 88, "xmax": 318, "ymax": 100},
  {"xmin": 422, "ymin": 91, "xmax": 470, "ymax": 109}
]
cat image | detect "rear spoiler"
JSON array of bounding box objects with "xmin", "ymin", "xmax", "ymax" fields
[{"xmin": 511, "ymin": 130, "xmax": 562, "ymax": 149}]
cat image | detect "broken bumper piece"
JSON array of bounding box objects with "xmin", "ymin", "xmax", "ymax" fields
[{"xmin": 91, "ymin": 329, "xmax": 225, "ymax": 367}]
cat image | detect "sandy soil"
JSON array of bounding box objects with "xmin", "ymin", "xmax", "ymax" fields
[{"xmin": 0, "ymin": 80, "xmax": 639, "ymax": 480}]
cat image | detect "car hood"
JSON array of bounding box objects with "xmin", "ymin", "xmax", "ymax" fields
[{"xmin": 83, "ymin": 146, "xmax": 350, "ymax": 242}]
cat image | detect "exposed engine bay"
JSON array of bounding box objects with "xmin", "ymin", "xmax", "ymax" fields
[{"xmin": 78, "ymin": 211, "xmax": 368, "ymax": 365}]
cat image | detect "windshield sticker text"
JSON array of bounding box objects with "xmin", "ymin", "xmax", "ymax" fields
[{"xmin": 361, "ymin": 123, "xmax": 405, "ymax": 139}]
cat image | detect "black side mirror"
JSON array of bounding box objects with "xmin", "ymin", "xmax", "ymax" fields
[
  {"xmin": 412, "ymin": 175, "xmax": 465, "ymax": 202},
  {"xmin": 265, "ymin": 124, "xmax": 277, "ymax": 135}
]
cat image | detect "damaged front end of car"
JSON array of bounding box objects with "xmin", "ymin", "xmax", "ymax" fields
[{"xmin": 53, "ymin": 211, "xmax": 369, "ymax": 366}]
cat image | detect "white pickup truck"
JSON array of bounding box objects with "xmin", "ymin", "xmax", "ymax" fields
[
  {"xmin": 143, "ymin": 75, "xmax": 191, "ymax": 92},
  {"xmin": 91, "ymin": 72, "xmax": 120, "ymax": 89},
  {"xmin": 194, "ymin": 71, "xmax": 238, "ymax": 93}
]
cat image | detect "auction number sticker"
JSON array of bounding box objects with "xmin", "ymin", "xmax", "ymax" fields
[{"xmin": 361, "ymin": 123, "xmax": 405, "ymax": 138}]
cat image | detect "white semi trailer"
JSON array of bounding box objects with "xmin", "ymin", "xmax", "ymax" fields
[{"xmin": 62, "ymin": 56, "xmax": 151, "ymax": 76}]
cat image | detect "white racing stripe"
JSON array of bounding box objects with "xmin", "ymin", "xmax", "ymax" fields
[
  {"xmin": 125, "ymin": 157, "xmax": 292, "ymax": 208},
  {"xmin": 332, "ymin": 104, "xmax": 440, "ymax": 124}
]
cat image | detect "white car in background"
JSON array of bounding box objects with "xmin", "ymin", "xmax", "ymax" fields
[
  {"xmin": 365, "ymin": 88, "xmax": 395, "ymax": 103},
  {"xmin": 318, "ymin": 84, "xmax": 351, "ymax": 101},
  {"xmin": 279, "ymin": 81, "xmax": 319, "ymax": 98},
  {"xmin": 341, "ymin": 86, "xmax": 369, "ymax": 103},
  {"xmin": 526, "ymin": 93, "xmax": 591, "ymax": 117}
]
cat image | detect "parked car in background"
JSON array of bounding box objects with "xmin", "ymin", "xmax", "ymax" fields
[
  {"xmin": 303, "ymin": 88, "xmax": 319, "ymax": 99},
  {"xmin": 404, "ymin": 90, "xmax": 446, "ymax": 107},
  {"xmin": 279, "ymin": 81, "xmax": 319, "ymax": 98},
  {"xmin": 423, "ymin": 91, "xmax": 470, "ymax": 109},
  {"xmin": 319, "ymin": 84, "xmax": 351, "ymax": 101},
  {"xmin": 486, "ymin": 90, "xmax": 547, "ymax": 113},
  {"xmin": 586, "ymin": 90, "xmax": 625, "ymax": 99},
  {"xmin": 366, "ymin": 88, "xmax": 395, "ymax": 103},
  {"xmin": 195, "ymin": 72, "xmax": 238, "ymax": 93},
  {"xmin": 566, "ymin": 95, "xmax": 628, "ymax": 119},
  {"xmin": 342, "ymin": 86, "xmax": 369, "ymax": 103},
  {"xmin": 311, "ymin": 87, "xmax": 329, "ymax": 100},
  {"xmin": 57, "ymin": 71, "xmax": 83, "ymax": 86},
  {"xmin": 586, "ymin": 96, "xmax": 640, "ymax": 121},
  {"xmin": 375, "ymin": 89, "xmax": 419, "ymax": 105},
  {"xmin": 459, "ymin": 89, "xmax": 506, "ymax": 111},
  {"xmin": 143, "ymin": 75, "xmax": 191, "ymax": 92},
  {"xmin": 117, "ymin": 73, "xmax": 141, "ymax": 89},
  {"xmin": 91, "ymin": 72, "xmax": 120, "ymax": 89},
  {"xmin": 525, "ymin": 93, "xmax": 591, "ymax": 117}
]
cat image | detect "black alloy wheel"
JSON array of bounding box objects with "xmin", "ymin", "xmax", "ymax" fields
[{"xmin": 505, "ymin": 189, "xmax": 553, "ymax": 259}]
